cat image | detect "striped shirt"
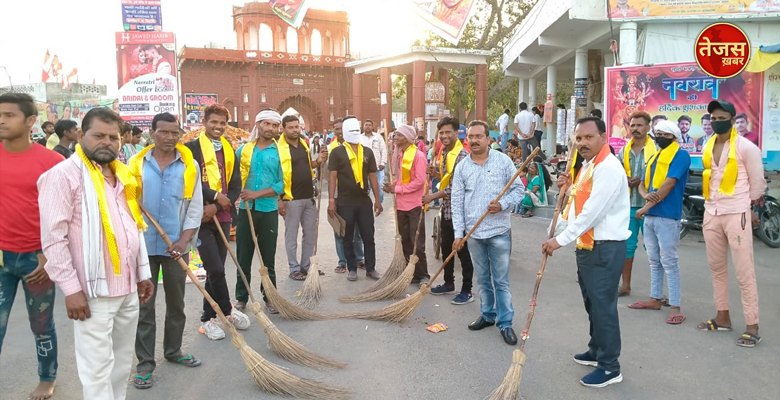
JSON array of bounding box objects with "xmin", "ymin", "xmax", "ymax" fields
[{"xmin": 38, "ymin": 158, "xmax": 151, "ymax": 297}]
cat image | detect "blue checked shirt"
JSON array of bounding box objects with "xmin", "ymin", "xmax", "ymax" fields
[{"xmin": 451, "ymin": 149, "xmax": 524, "ymax": 240}]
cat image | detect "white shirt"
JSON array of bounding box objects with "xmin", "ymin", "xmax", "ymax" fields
[
  {"xmin": 496, "ymin": 113, "xmax": 510, "ymax": 134},
  {"xmin": 514, "ymin": 110, "xmax": 534, "ymax": 138},
  {"xmin": 360, "ymin": 132, "xmax": 387, "ymax": 167},
  {"xmin": 556, "ymin": 150, "xmax": 631, "ymax": 247},
  {"xmin": 534, "ymin": 114, "xmax": 543, "ymax": 133}
]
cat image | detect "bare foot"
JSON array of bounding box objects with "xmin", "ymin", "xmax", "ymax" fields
[{"xmin": 29, "ymin": 381, "xmax": 55, "ymax": 400}]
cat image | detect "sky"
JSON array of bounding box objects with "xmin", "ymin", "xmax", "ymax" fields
[{"xmin": 0, "ymin": 0, "xmax": 425, "ymax": 96}]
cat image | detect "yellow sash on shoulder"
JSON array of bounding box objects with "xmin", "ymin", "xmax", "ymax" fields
[
  {"xmin": 328, "ymin": 139, "xmax": 341, "ymax": 154},
  {"xmin": 438, "ymin": 139, "xmax": 463, "ymax": 190},
  {"xmin": 623, "ymin": 135, "xmax": 656, "ymax": 177},
  {"xmin": 278, "ymin": 135, "xmax": 314, "ymax": 200},
  {"xmin": 400, "ymin": 144, "xmax": 418, "ymax": 184},
  {"xmin": 343, "ymin": 143, "xmax": 364, "ymax": 188},
  {"xmin": 702, "ymin": 128, "xmax": 738, "ymax": 201},
  {"xmin": 129, "ymin": 143, "xmax": 198, "ymax": 199},
  {"xmin": 644, "ymin": 141, "xmax": 679, "ymax": 191},
  {"xmin": 198, "ymin": 133, "xmax": 234, "ymax": 192},
  {"xmin": 239, "ymin": 141, "xmax": 256, "ymax": 189}
]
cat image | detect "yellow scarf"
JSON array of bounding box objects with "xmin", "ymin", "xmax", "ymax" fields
[
  {"xmin": 644, "ymin": 141, "xmax": 679, "ymax": 191},
  {"xmin": 623, "ymin": 135, "xmax": 656, "ymax": 177},
  {"xmin": 343, "ymin": 143, "xmax": 364, "ymax": 188},
  {"xmin": 198, "ymin": 133, "xmax": 234, "ymax": 192},
  {"xmin": 400, "ymin": 144, "xmax": 418, "ymax": 184},
  {"xmin": 562, "ymin": 144, "xmax": 612, "ymax": 250},
  {"xmin": 278, "ymin": 135, "xmax": 314, "ymax": 200},
  {"xmin": 702, "ymin": 128, "xmax": 739, "ymax": 201},
  {"xmin": 129, "ymin": 143, "xmax": 198, "ymax": 199},
  {"xmin": 75, "ymin": 144, "xmax": 146, "ymax": 275},
  {"xmin": 239, "ymin": 140, "xmax": 256, "ymax": 188},
  {"xmin": 328, "ymin": 139, "xmax": 342, "ymax": 154},
  {"xmin": 438, "ymin": 139, "xmax": 464, "ymax": 190}
]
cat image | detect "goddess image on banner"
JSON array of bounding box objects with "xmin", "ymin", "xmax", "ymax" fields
[
  {"xmin": 270, "ymin": 0, "xmax": 311, "ymax": 28},
  {"xmin": 414, "ymin": 0, "xmax": 477, "ymax": 45},
  {"xmin": 605, "ymin": 62, "xmax": 763, "ymax": 155}
]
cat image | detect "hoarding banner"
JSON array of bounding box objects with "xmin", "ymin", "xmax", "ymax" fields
[
  {"xmin": 414, "ymin": 0, "xmax": 478, "ymax": 46},
  {"xmin": 605, "ymin": 62, "xmax": 763, "ymax": 155},
  {"xmin": 184, "ymin": 94, "xmax": 218, "ymax": 130},
  {"xmin": 31, "ymin": 99, "xmax": 118, "ymax": 139},
  {"xmin": 764, "ymin": 64, "xmax": 780, "ymax": 151},
  {"xmin": 270, "ymin": 0, "xmax": 311, "ymax": 29},
  {"xmin": 122, "ymin": 0, "xmax": 163, "ymax": 32},
  {"xmin": 607, "ymin": 0, "xmax": 780, "ymax": 20},
  {"xmin": 116, "ymin": 32, "xmax": 178, "ymax": 128}
]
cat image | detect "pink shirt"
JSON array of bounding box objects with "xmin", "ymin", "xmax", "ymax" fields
[
  {"xmin": 39, "ymin": 158, "xmax": 151, "ymax": 297},
  {"xmin": 704, "ymin": 135, "xmax": 767, "ymax": 216},
  {"xmin": 393, "ymin": 146, "xmax": 428, "ymax": 211}
]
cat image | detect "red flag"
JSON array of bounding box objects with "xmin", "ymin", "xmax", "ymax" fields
[{"xmin": 62, "ymin": 68, "xmax": 78, "ymax": 89}]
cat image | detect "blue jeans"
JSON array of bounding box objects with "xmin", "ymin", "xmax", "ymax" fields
[
  {"xmin": 371, "ymin": 168, "xmax": 385, "ymax": 205},
  {"xmin": 644, "ymin": 216, "xmax": 682, "ymax": 307},
  {"xmin": 626, "ymin": 207, "xmax": 644, "ymax": 258},
  {"xmin": 335, "ymin": 229, "xmax": 364, "ymax": 266},
  {"xmin": 500, "ymin": 132, "xmax": 510, "ymax": 151},
  {"xmin": 0, "ymin": 251, "xmax": 58, "ymax": 382},
  {"xmin": 430, "ymin": 178, "xmax": 441, "ymax": 206},
  {"xmin": 467, "ymin": 230, "xmax": 514, "ymax": 329}
]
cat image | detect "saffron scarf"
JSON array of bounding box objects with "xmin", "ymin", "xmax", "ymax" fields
[
  {"xmin": 702, "ymin": 128, "xmax": 738, "ymax": 201},
  {"xmin": 278, "ymin": 135, "xmax": 314, "ymax": 200},
  {"xmin": 198, "ymin": 132, "xmax": 234, "ymax": 191},
  {"xmin": 438, "ymin": 139, "xmax": 464, "ymax": 190},
  {"xmin": 400, "ymin": 144, "xmax": 418, "ymax": 184},
  {"xmin": 623, "ymin": 135, "xmax": 656, "ymax": 177},
  {"xmin": 129, "ymin": 143, "xmax": 198, "ymax": 199},
  {"xmin": 562, "ymin": 143, "xmax": 612, "ymax": 250},
  {"xmin": 75, "ymin": 144, "xmax": 146, "ymax": 276},
  {"xmin": 343, "ymin": 143, "xmax": 364, "ymax": 188},
  {"xmin": 644, "ymin": 141, "xmax": 679, "ymax": 191}
]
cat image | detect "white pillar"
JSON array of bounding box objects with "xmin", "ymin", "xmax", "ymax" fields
[
  {"xmin": 574, "ymin": 48, "xmax": 588, "ymax": 114},
  {"xmin": 620, "ymin": 22, "xmax": 638, "ymax": 66},
  {"xmin": 528, "ymin": 78, "xmax": 537, "ymax": 106},
  {"xmin": 545, "ymin": 65, "xmax": 557, "ymax": 155},
  {"xmin": 517, "ymin": 78, "xmax": 526, "ymax": 108}
]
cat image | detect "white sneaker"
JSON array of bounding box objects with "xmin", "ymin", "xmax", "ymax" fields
[
  {"xmin": 227, "ymin": 309, "xmax": 251, "ymax": 330},
  {"xmin": 201, "ymin": 318, "xmax": 225, "ymax": 340}
]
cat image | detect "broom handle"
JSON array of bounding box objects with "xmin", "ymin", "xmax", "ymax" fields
[
  {"xmin": 517, "ymin": 153, "xmax": 576, "ymax": 352},
  {"xmin": 409, "ymin": 178, "xmax": 429, "ymax": 256},
  {"xmin": 140, "ymin": 205, "xmax": 235, "ymax": 332},
  {"xmin": 213, "ymin": 216, "xmax": 258, "ymax": 306},
  {"xmin": 313, "ymin": 159, "xmax": 324, "ymax": 255},
  {"xmin": 383, "ymin": 131, "xmax": 402, "ymax": 238},
  {"xmin": 427, "ymin": 147, "xmax": 540, "ymax": 285}
]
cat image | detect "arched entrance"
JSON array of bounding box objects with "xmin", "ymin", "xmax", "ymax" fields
[{"xmin": 276, "ymin": 95, "xmax": 325, "ymax": 133}]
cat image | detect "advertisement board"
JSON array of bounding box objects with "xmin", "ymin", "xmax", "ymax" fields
[
  {"xmin": 30, "ymin": 99, "xmax": 118, "ymax": 139},
  {"xmin": 763, "ymin": 63, "xmax": 780, "ymax": 151},
  {"xmin": 607, "ymin": 0, "xmax": 780, "ymax": 20},
  {"xmin": 414, "ymin": 0, "xmax": 478, "ymax": 45},
  {"xmin": 605, "ymin": 62, "xmax": 763, "ymax": 155},
  {"xmin": 183, "ymin": 94, "xmax": 218, "ymax": 130},
  {"xmin": 122, "ymin": 0, "xmax": 163, "ymax": 32}
]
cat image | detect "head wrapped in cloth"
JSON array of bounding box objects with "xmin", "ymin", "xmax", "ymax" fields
[
  {"xmin": 342, "ymin": 117, "xmax": 362, "ymax": 144},
  {"xmin": 396, "ymin": 124, "xmax": 416, "ymax": 143},
  {"xmin": 653, "ymin": 120, "xmax": 681, "ymax": 140},
  {"xmin": 249, "ymin": 109, "xmax": 282, "ymax": 141}
]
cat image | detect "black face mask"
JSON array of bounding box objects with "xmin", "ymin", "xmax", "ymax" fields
[
  {"xmin": 712, "ymin": 120, "xmax": 733, "ymax": 135},
  {"xmin": 655, "ymin": 137, "xmax": 675, "ymax": 149}
]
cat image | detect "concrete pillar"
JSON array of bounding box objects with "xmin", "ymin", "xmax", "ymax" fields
[
  {"xmin": 476, "ymin": 64, "xmax": 488, "ymax": 122},
  {"xmin": 352, "ymin": 74, "xmax": 363, "ymax": 120},
  {"xmin": 545, "ymin": 65, "xmax": 557, "ymax": 155},
  {"xmin": 438, "ymin": 68, "xmax": 450, "ymax": 107},
  {"xmin": 380, "ymin": 67, "xmax": 392, "ymax": 134},
  {"xmin": 406, "ymin": 74, "xmax": 413, "ymax": 125},
  {"xmin": 574, "ymin": 48, "xmax": 588, "ymax": 118},
  {"xmin": 412, "ymin": 60, "xmax": 426, "ymax": 132},
  {"xmin": 528, "ymin": 78, "xmax": 537, "ymax": 107},
  {"xmin": 517, "ymin": 78, "xmax": 526, "ymax": 107},
  {"xmin": 620, "ymin": 22, "xmax": 638, "ymax": 66}
]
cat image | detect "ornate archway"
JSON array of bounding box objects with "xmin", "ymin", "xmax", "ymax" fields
[{"xmin": 276, "ymin": 95, "xmax": 325, "ymax": 133}]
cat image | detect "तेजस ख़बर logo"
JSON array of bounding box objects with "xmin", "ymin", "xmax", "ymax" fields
[{"xmin": 695, "ymin": 23, "xmax": 751, "ymax": 79}]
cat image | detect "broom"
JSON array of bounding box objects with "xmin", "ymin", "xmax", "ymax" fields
[
  {"xmin": 242, "ymin": 199, "xmax": 329, "ymax": 321},
  {"xmin": 212, "ymin": 217, "xmax": 344, "ymax": 370},
  {"xmin": 296, "ymin": 161, "xmax": 325, "ymax": 309},
  {"xmin": 487, "ymin": 151, "xmax": 575, "ymax": 400},
  {"xmin": 139, "ymin": 206, "xmax": 349, "ymax": 399},
  {"xmin": 334, "ymin": 148, "xmax": 540, "ymax": 322}
]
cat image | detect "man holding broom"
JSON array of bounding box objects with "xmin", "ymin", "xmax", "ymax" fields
[
  {"xmin": 383, "ymin": 124, "xmax": 430, "ymax": 285},
  {"xmin": 424, "ymin": 117, "xmax": 474, "ymax": 305},
  {"xmin": 542, "ymin": 117, "xmax": 630, "ymax": 388},
  {"xmin": 184, "ymin": 104, "xmax": 250, "ymax": 338},
  {"xmin": 39, "ymin": 107, "xmax": 155, "ymax": 399},
  {"xmin": 130, "ymin": 112, "xmax": 203, "ymax": 389},
  {"xmin": 235, "ymin": 109, "xmax": 284, "ymax": 313},
  {"xmin": 278, "ymin": 114, "xmax": 328, "ymax": 281},
  {"xmin": 451, "ymin": 120, "xmax": 523, "ymax": 345}
]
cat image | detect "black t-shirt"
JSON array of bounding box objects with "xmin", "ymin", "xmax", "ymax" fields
[
  {"xmin": 37, "ymin": 137, "xmax": 48, "ymax": 147},
  {"xmin": 53, "ymin": 144, "xmax": 72, "ymax": 159},
  {"xmin": 328, "ymin": 144, "xmax": 377, "ymax": 207},
  {"xmin": 289, "ymin": 141, "xmax": 314, "ymax": 200}
]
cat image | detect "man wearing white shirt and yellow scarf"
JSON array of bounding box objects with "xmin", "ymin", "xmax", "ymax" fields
[
  {"xmin": 278, "ymin": 115, "xmax": 328, "ymax": 281},
  {"xmin": 543, "ymin": 117, "xmax": 630, "ymax": 388}
]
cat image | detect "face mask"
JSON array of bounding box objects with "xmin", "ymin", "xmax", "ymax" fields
[
  {"xmin": 711, "ymin": 120, "xmax": 733, "ymax": 135},
  {"xmin": 655, "ymin": 137, "xmax": 675, "ymax": 149}
]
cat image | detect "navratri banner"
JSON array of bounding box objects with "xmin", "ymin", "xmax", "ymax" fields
[
  {"xmin": 605, "ymin": 62, "xmax": 763, "ymax": 155},
  {"xmin": 183, "ymin": 94, "xmax": 218, "ymax": 130},
  {"xmin": 31, "ymin": 99, "xmax": 117, "ymax": 139},
  {"xmin": 763, "ymin": 63, "xmax": 780, "ymax": 151},
  {"xmin": 414, "ymin": 0, "xmax": 477, "ymax": 45},
  {"xmin": 270, "ymin": 0, "xmax": 311, "ymax": 29},
  {"xmin": 607, "ymin": 0, "xmax": 780, "ymax": 20}
]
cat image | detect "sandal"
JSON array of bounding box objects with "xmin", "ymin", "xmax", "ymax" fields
[
  {"xmin": 666, "ymin": 314, "xmax": 686, "ymax": 325},
  {"xmin": 627, "ymin": 301, "xmax": 661, "ymax": 310},
  {"xmin": 736, "ymin": 332, "xmax": 761, "ymax": 348},
  {"xmin": 134, "ymin": 372, "xmax": 153, "ymax": 389},
  {"xmin": 289, "ymin": 271, "xmax": 306, "ymax": 281},
  {"xmin": 334, "ymin": 265, "xmax": 347, "ymax": 274},
  {"xmin": 521, "ymin": 213, "xmax": 533, "ymax": 218},
  {"xmin": 696, "ymin": 319, "xmax": 732, "ymax": 331},
  {"xmin": 167, "ymin": 353, "xmax": 201, "ymax": 367}
]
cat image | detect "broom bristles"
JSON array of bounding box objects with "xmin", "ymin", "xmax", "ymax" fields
[
  {"xmin": 260, "ymin": 267, "xmax": 329, "ymax": 321},
  {"xmin": 249, "ymin": 303, "xmax": 345, "ymax": 370},
  {"xmin": 296, "ymin": 256, "xmax": 323, "ymax": 309},
  {"xmin": 339, "ymin": 255, "xmax": 417, "ymax": 303},
  {"xmin": 358, "ymin": 237, "xmax": 407, "ymax": 294},
  {"xmin": 333, "ymin": 284, "xmax": 430, "ymax": 322},
  {"xmin": 230, "ymin": 331, "xmax": 351, "ymax": 399},
  {"xmin": 488, "ymin": 349, "xmax": 526, "ymax": 400}
]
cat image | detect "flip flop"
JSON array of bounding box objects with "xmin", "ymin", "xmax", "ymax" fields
[
  {"xmin": 666, "ymin": 314, "xmax": 686, "ymax": 325},
  {"xmin": 133, "ymin": 372, "xmax": 153, "ymax": 389},
  {"xmin": 736, "ymin": 332, "xmax": 761, "ymax": 348},
  {"xmin": 627, "ymin": 301, "xmax": 661, "ymax": 310},
  {"xmin": 167, "ymin": 353, "xmax": 201, "ymax": 367},
  {"xmin": 696, "ymin": 319, "xmax": 733, "ymax": 331},
  {"xmin": 334, "ymin": 265, "xmax": 347, "ymax": 274}
]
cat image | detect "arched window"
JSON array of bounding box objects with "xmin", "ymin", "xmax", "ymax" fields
[
  {"xmin": 259, "ymin": 23, "xmax": 274, "ymax": 52},
  {"xmin": 311, "ymin": 29, "xmax": 322, "ymax": 56},
  {"xmin": 287, "ymin": 27, "xmax": 298, "ymax": 54},
  {"xmin": 248, "ymin": 23, "xmax": 258, "ymax": 50}
]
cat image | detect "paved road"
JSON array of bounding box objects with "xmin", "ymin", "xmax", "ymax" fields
[{"xmin": 3, "ymin": 193, "xmax": 779, "ymax": 399}]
